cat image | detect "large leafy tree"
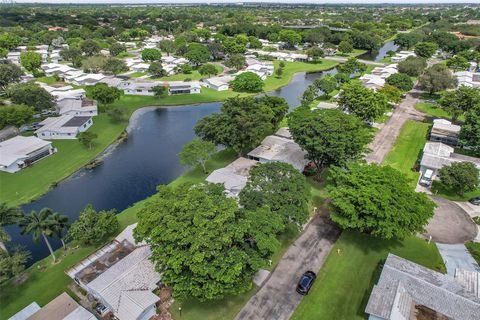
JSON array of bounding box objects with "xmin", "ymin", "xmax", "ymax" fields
[
  {"xmin": 198, "ymin": 63, "xmax": 219, "ymax": 77},
  {"xmin": 0, "ymin": 245, "xmax": 30, "ymax": 284},
  {"xmin": 231, "ymin": 72, "xmax": 263, "ymax": 92},
  {"xmin": 19, "ymin": 208, "xmax": 58, "ymax": 262},
  {"xmin": 419, "ymin": 64, "xmax": 457, "ymax": 95},
  {"xmin": 337, "ymin": 58, "xmax": 367, "ymax": 75},
  {"xmin": 102, "ymin": 57, "xmax": 128, "ymax": 75},
  {"xmin": 178, "ymin": 138, "xmax": 217, "ymax": 173},
  {"xmin": 460, "ymin": 106, "xmax": 480, "ymax": 153},
  {"xmin": 328, "ymin": 163, "xmax": 436, "ymax": 239},
  {"xmin": 195, "ymin": 96, "xmax": 282, "ymax": 155},
  {"xmin": 185, "ymin": 43, "xmax": 210, "ymax": 66},
  {"xmin": 20, "ymin": 52, "xmax": 42, "ymax": 72},
  {"xmin": 148, "ymin": 62, "xmax": 165, "ymax": 77},
  {"xmin": 78, "ymin": 131, "xmax": 98, "ymax": 150},
  {"xmin": 338, "ymin": 81, "xmax": 389, "ymax": 123},
  {"xmin": 313, "ymin": 75, "xmax": 337, "ymax": 98},
  {"xmin": 0, "ymin": 63, "xmax": 23, "ymax": 91},
  {"xmin": 0, "ymin": 32, "xmax": 21, "ymax": 50},
  {"xmin": 438, "ymin": 162, "xmax": 479, "ymax": 196},
  {"xmin": 438, "ymin": 86, "xmax": 480, "ymax": 121},
  {"xmin": 278, "ymin": 29, "xmax": 302, "ymax": 49},
  {"xmin": 134, "ymin": 183, "xmax": 283, "ymax": 300},
  {"xmin": 239, "ymin": 162, "xmax": 310, "ymax": 229},
  {"xmin": 7, "ymin": 83, "xmax": 55, "ymax": 112},
  {"xmin": 67, "ymin": 204, "xmax": 118, "ymax": 245},
  {"xmin": 80, "ymin": 39, "xmax": 101, "ymax": 56},
  {"xmin": 141, "ymin": 48, "xmax": 162, "ymax": 62},
  {"xmin": 158, "ymin": 40, "xmax": 176, "ymax": 56},
  {"xmin": 224, "ymin": 54, "xmax": 246, "ymax": 71},
  {"xmin": 90, "ymin": 83, "xmax": 121, "ymax": 105},
  {"xmin": 306, "ymin": 47, "xmax": 324, "ymax": 62},
  {"xmin": 288, "ymin": 107, "xmax": 371, "ymax": 173},
  {"xmin": 0, "ymin": 204, "xmax": 23, "ymax": 252},
  {"xmin": 397, "ymin": 57, "xmax": 427, "ymax": 77},
  {"xmin": 0, "ymin": 105, "xmax": 34, "ymax": 129},
  {"xmin": 386, "ymin": 73, "xmax": 414, "ymax": 92},
  {"xmin": 414, "ymin": 42, "xmax": 438, "ymax": 58},
  {"xmin": 109, "ymin": 42, "xmax": 127, "ymax": 57},
  {"xmin": 394, "ymin": 32, "xmax": 424, "ymax": 49},
  {"xmin": 446, "ymin": 55, "xmax": 470, "ymax": 71}
]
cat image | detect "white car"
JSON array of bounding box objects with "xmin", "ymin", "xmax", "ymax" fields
[{"xmin": 419, "ymin": 169, "xmax": 434, "ymax": 187}]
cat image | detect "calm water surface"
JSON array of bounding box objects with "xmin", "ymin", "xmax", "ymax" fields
[{"xmin": 7, "ymin": 69, "xmax": 337, "ymax": 265}]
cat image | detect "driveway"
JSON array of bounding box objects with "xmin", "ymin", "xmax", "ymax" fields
[
  {"xmin": 365, "ymin": 88, "xmax": 425, "ymax": 164},
  {"xmin": 436, "ymin": 243, "xmax": 480, "ymax": 275},
  {"xmin": 424, "ymin": 196, "xmax": 478, "ymax": 244},
  {"xmin": 235, "ymin": 216, "xmax": 340, "ymax": 320}
]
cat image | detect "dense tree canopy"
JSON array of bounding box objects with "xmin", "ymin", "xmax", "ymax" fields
[
  {"xmin": 328, "ymin": 162, "xmax": 436, "ymax": 239},
  {"xmin": 386, "ymin": 73, "xmax": 414, "ymax": 92},
  {"xmin": 90, "ymin": 83, "xmax": 122, "ymax": 105},
  {"xmin": 178, "ymin": 138, "xmax": 217, "ymax": 173},
  {"xmin": 239, "ymin": 162, "xmax": 310, "ymax": 229},
  {"xmin": 231, "ymin": 72, "xmax": 263, "ymax": 92},
  {"xmin": 414, "ymin": 41, "xmax": 438, "ymax": 58},
  {"xmin": 7, "ymin": 83, "xmax": 55, "ymax": 112},
  {"xmin": 67, "ymin": 204, "xmax": 118, "ymax": 245},
  {"xmin": 134, "ymin": 183, "xmax": 283, "ymax": 300},
  {"xmin": 185, "ymin": 43, "xmax": 210, "ymax": 65},
  {"xmin": 19, "ymin": 52, "xmax": 42, "ymax": 72},
  {"xmin": 460, "ymin": 106, "xmax": 480, "ymax": 153},
  {"xmin": 0, "ymin": 105, "xmax": 35, "ymax": 129},
  {"xmin": 439, "ymin": 86, "xmax": 480, "ymax": 121},
  {"xmin": 141, "ymin": 48, "xmax": 162, "ymax": 62},
  {"xmin": 288, "ymin": 107, "xmax": 371, "ymax": 172},
  {"xmin": 0, "ymin": 63, "xmax": 23, "ymax": 91},
  {"xmin": 419, "ymin": 64, "xmax": 457, "ymax": 95},
  {"xmin": 397, "ymin": 56, "xmax": 427, "ymax": 77},
  {"xmin": 438, "ymin": 162, "xmax": 479, "ymax": 196}
]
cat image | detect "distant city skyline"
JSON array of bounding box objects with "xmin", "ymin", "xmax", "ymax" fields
[{"xmin": 10, "ymin": 0, "xmax": 480, "ymax": 4}]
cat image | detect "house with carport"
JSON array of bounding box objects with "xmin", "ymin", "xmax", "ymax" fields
[{"xmin": 0, "ymin": 136, "xmax": 56, "ymax": 173}]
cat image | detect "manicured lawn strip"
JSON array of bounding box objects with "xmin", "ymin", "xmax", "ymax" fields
[
  {"xmin": 291, "ymin": 230, "xmax": 445, "ymax": 320},
  {"xmin": 466, "ymin": 242, "xmax": 480, "ymax": 265},
  {"xmin": 414, "ymin": 102, "xmax": 462, "ymax": 121},
  {"xmin": 334, "ymin": 49, "xmax": 367, "ymax": 58},
  {"xmin": 0, "ymin": 149, "xmax": 237, "ymax": 320},
  {"xmin": 383, "ymin": 120, "xmax": 431, "ymax": 186},
  {"xmin": 36, "ymin": 76, "xmax": 61, "ymax": 85},
  {"xmin": 263, "ymin": 60, "xmax": 339, "ymax": 92},
  {"xmin": 128, "ymin": 71, "xmax": 147, "ymax": 78},
  {"xmin": 431, "ymin": 181, "xmax": 480, "ymax": 201}
]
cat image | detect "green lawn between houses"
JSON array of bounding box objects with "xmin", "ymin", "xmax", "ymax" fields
[
  {"xmin": 0, "ymin": 59, "xmax": 339, "ymax": 207},
  {"xmin": 152, "ymin": 65, "xmax": 224, "ymax": 81},
  {"xmin": 383, "ymin": 120, "xmax": 431, "ymax": 186},
  {"xmin": 414, "ymin": 102, "xmax": 465, "ymax": 122},
  {"xmin": 291, "ymin": 230, "xmax": 445, "ymax": 320}
]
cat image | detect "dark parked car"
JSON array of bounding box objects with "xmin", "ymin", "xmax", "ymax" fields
[
  {"xmin": 296, "ymin": 271, "xmax": 316, "ymax": 295},
  {"xmin": 469, "ymin": 196, "xmax": 480, "ymax": 206}
]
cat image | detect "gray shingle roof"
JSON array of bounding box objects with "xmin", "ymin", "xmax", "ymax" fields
[{"xmin": 365, "ymin": 254, "xmax": 480, "ymax": 320}]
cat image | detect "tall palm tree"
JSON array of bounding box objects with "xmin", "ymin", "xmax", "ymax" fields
[
  {"xmin": 19, "ymin": 208, "xmax": 57, "ymax": 263},
  {"xmin": 51, "ymin": 213, "xmax": 69, "ymax": 251},
  {"xmin": 0, "ymin": 203, "xmax": 23, "ymax": 253}
]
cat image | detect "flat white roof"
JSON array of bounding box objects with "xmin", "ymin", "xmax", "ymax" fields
[
  {"xmin": 0, "ymin": 136, "xmax": 52, "ymax": 167},
  {"xmin": 36, "ymin": 115, "xmax": 91, "ymax": 135},
  {"xmin": 206, "ymin": 157, "xmax": 259, "ymax": 197}
]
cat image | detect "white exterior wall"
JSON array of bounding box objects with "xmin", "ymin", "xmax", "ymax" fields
[
  {"xmin": 37, "ymin": 119, "xmax": 93, "ymax": 140},
  {"xmin": 0, "ymin": 145, "xmax": 55, "ymax": 173},
  {"xmin": 124, "ymin": 88, "xmax": 155, "ymax": 96}
]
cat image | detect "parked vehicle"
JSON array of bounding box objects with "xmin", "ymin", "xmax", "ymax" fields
[
  {"xmin": 296, "ymin": 271, "xmax": 316, "ymax": 295},
  {"xmin": 469, "ymin": 196, "xmax": 480, "ymax": 206},
  {"xmin": 95, "ymin": 303, "xmax": 108, "ymax": 316},
  {"xmin": 419, "ymin": 169, "xmax": 434, "ymax": 187}
]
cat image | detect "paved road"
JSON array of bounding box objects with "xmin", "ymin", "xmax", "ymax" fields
[
  {"xmin": 425, "ymin": 196, "xmax": 478, "ymax": 244},
  {"xmin": 365, "ymin": 87, "xmax": 425, "ymax": 164},
  {"xmin": 235, "ymin": 216, "xmax": 340, "ymax": 320},
  {"xmin": 436, "ymin": 243, "xmax": 480, "ymax": 276}
]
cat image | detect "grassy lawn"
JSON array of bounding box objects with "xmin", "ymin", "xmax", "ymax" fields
[
  {"xmin": 431, "ymin": 180, "xmax": 480, "ymax": 201},
  {"xmin": 334, "ymin": 49, "xmax": 367, "ymax": 58},
  {"xmin": 383, "ymin": 120, "xmax": 431, "ymax": 186},
  {"xmin": 36, "ymin": 76, "xmax": 62, "ymax": 85},
  {"xmin": 414, "ymin": 102, "xmax": 462, "ymax": 121},
  {"xmin": 465, "ymin": 242, "xmax": 480, "ymax": 265},
  {"xmin": 291, "ymin": 230, "xmax": 445, "ymax": 320},
  {"xmin": 128, "ymin": 71, "xmax": 147, "ymax": 78}
]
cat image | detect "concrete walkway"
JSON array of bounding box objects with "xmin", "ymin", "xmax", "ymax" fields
[
  {"xmin": 436, "ymin": 243, "xmax": 480, "ymax": 276},
  {"xmin": 235, "ymin": 216, "xmax": 340, "ymax": 320}
]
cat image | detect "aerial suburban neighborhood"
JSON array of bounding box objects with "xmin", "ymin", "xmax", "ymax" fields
[{"xmin": 1, "ymin": 1, "xmax": 480, "ymax": 320}]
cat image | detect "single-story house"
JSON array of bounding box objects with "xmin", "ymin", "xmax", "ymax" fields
[
  {"xmin": 123, "ymin": 80, "xmax": 164, "ymax": 96},
  {"xmin": 70, "ymin": 73, "xmax": 107, "ymax": 86},
  {"xmin": 206, "ymin": 157, "xmax": 259, "ymax": 198},
  {"xmin": 430, "ymin": 119, "xmax": 461, "ymax": 146},
  {"xmin": 315, "ymin": 102, "xmax": 338, "ymax": 110},
  {"xmin": 99, "ymin": 77, "xmax": 125, "ymax": 88},
  {"xmin": 66, "ymin": 224, "xmax": 161, "ymax": 320},
  {"xmin": 360, "ymin": 64, "xmax": 398, "ymax": 90},
  {"xmin": 24, "ymin": 292, "xmax": 96, "ymax": 320},
  {"xmin": 8, "ymin": 302, "xmax": 41, "ymax": 320},
  {"xmin": 35, "ymin": 115, "xmax": 93, "ymax": 139},
  {"xmin": 454, "ymin": 71, "xmax": 480, "ymax": 88},
  {"xmin": 6, "ymin": 51, "xmax": 21, "ymax": 64},
  {"xmin": 41, "ymin": 63, "xmax": 76, "ymax": 76},
  {"xmin": 39, "ymin": 84, "xmax": 86, "ymax": 101},
  {"xmin": 247, "ymin": 131, "xmax": 309, "ymax": 172},
  {"xmin": 365, "ymin": 253, "xmax": 480, "ymax": 320},
  {"xmin": 203, "ymin": 76, "xmax": 234, "ymax": 91},
  {"xmin": 168, "ymin": 81, "xmax": 201, "ymax": 95},
  {"xmin": 420, "ymin": 142, "xmax": 480, "ymax": 178},
  {"xmin": 391, "ymin": 50, "xmax": 416, "ymax": 63},
  {"xmin": 0, "ymin": 136, "xmax": 56, "ymax": 173},
  {"xmin": 56, "ymin": 98, "xmax": 98, "ymax": 116},
  {"xmin": 245, "ymin": 63, "xmax": 274, "ymax": 80}
]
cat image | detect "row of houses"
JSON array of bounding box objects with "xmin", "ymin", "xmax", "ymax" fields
[
  {"xmin": 6, "ymin": 45, "xmax": 50, "ymax": 65},
  {"xmin": 206, "ymin": 127, "xmax": 309, "ymax": 198},
  {"xmin": 454, "ymin": 71, "xmax": 480, "ymax": 88},
  {"xmin": 360, "ymin": 64, "xmax": 399, "ymax": 90},
  {"xmin": 390, "ymin": 50, "xmax": 416, "ymax": 63},
  {"xmin": 124, "ymin": 55, "xmax": 189, "ymax": 75},
  {"xmin": 247, "ymin": 49, "xmax": 308, "ymax": 62}
]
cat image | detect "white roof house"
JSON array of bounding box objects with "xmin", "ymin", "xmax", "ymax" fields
[
  {"xmin": 56, "ymin": 98, "xmax": 98, "ymax": 116},
  {"xmin": 168, "ymin": 81, "xmax": 201, "ymax": 95},
  {"xmin": 391, "ymin": 50, "xmax": 416, "ymax": 63},
  {"xmin": 247, "ymin": 134, "xmax": 309, "ymax": 172},
  {"xmin": 123, "ymin": 80, "xmax": 164, "ymax": 96},
  {"xmin": 26, "ymin": 292, "xmax": 96, "ymax": 320},
  {"xmin": 41, "ymin": 63, "xmax": 76, "ymax": 76},
  {"xmin": 203, "ymin": 76, "xmax": 234, "ymax": 91},
  {"xmin": 454, "ymin": 71, "xmax": 480, "ymax": 88},
  {"xmin": 430, "ymin": 119, "xmax": 461, "ymax": 146},
  {"xmin": 35, "ymin": 115, "xmax": 93, "ymax": 140},
  {"xmin": 66, "ymin": 224, "xmax": 161, "ymax": 320},
  {"xmin": 0, "ymin": 136, "xmax": 56, "ymax": 173},
  {"xmin": 420, "ymin": 142, "xmax": 480, "ymax": 177},
  {"xmin": 38, "ymin": 84, "xmax": 86, "ymax": 101},
  {"xmin": 71, "ymin": 73, "xmax": 107, "ymax": 86},
  {"xmin": 8, "ymin": 302, "xmax": 40, "ymax": 320},
  {"xmin": 206, "ymin": 157, "xmax": 259, "ymax": 198},
  {"xmin": 360, "ymin": 64, "xmax": 398, "ymax": 90},
  {"xmin": 365, "ymin": 254, "xmax": 480, "ymax": 320}
]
